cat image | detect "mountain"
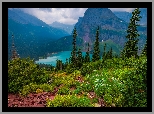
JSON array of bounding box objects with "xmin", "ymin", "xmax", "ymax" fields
[
  {"xmin": 47, "ymin": 8, "xmax": 147, "ymax": 56},
  {"xmin": 8, "ymin": 8, "xmax": 70, "ymax": 60},
  {"xmin": 113, "ymin": 8, "xmax": 147, "ymax": 26},
  {"xmin": 73, "ymin": 8, "xmax": 147, "ymax": 52},
  {"xmin": 49, "ymin": 21, "xmax": 75, "ymax": 35}
]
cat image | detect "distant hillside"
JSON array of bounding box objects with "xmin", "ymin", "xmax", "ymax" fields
[
  {"xmin": 8, "ymin": 8, "xmax": 70, "ymax": 60},
  {"xmin": 47, "ymin": 8, "xmax": 147, "ymax": 56},
  {"xmin": 113, "ymin": 8, "xmax": 147, "ymax": 25},
  {"xmin": 49, "ymin": 21, "xmax": 75, "ymax": 35},
  {"xmin": 43, "ymin": 35, "xmax": 123, "ymax": 57}
]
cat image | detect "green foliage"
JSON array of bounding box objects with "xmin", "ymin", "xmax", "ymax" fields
[
  {"xmin": 46, "ymin": 94, "xmax": 93, "ymax": 107},
  {"xmin": 20, "ymin": 83, "xmax": 54, "ymax": 96},
  {"xmin": 57, "ymin": 86, "xmax": 71, "ymax": 95},
  {"xmin": 8, "ymin": 58, "xmax": 50, "ymax": 93},
  {"xmin": 92, "ymin": 26, "xmax": 100, "ymax": 62},
  {"xmin": 50, "ymin": 72, "xmax": 76, "ymax": 88},
  {"xmin": 37, "ymin": 63, "xmax": 54, "ymax": 71},
  {"xmin": 121, "ymin": 8, "xmax": 142, "ymax": 58},
  {"xmin": 121, "ymin": 56, "xmax": 147, "ymax": 107},
  {"xmin": 141, "ymin": 39, "xmax": 147, "ymax": 56},
  {"xmin": 70, "ymin": 28, "xmax": 78, "ymax": 68},
  {"xmin": 56, "ymin": 59, "xmax": 64, "ymax": 71},
  {"xmin": 76, "ymin": 48, "xmax": 83, "ymax": 69},
  {"xmin": 65, "ymin": 65, "xmax": 76, "ymax": 74},
  {"xmin": 81, "ymin": 60, "xmax": 103, "ymax": 76},
  {"xmin": 82, "ymin": 56, "xmax": 147, "ymax": 107},
  {"xmin": 85, "ymin": 43, "xmax": 90, "ymax": 63}
]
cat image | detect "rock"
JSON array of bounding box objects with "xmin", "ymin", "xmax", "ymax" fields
[
  {"xmin": 111, "ymin": 103, "xmax": 116, "ymax": 107},
  {"xmin": 94, "ymin": 103, "xmax": 101, "ymax": 107}
]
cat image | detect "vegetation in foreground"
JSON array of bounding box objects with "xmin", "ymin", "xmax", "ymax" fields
[{"xmin": 8, "ymin": 8, "xmax": 147, "ymax": 107}]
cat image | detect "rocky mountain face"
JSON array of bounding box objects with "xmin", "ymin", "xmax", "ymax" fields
[
  {"xmin": 73, "ymin": 8, "xmax": 147, "ymax": 51},
  {"xmin": 74, "ymin": 8, "xmax": 127, "ymax": 46}
]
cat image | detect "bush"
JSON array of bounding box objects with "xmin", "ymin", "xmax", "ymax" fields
[
  {"xmin": 20, "ymin": 83, "xmax": 54, "ymax": 96},
  {"xmin": 8, "ymin": 58, "xmax": 50, "ymax": 93},
  {"xmin": 121, "ymin": 56, "xmax": 147, "ymax": 107},
  {"xmin": 51, "ymin": 73, "xmax": 76, "ymax": 88},
  {"xmin": 46, "ymin": 94, "xmax": 93, "ymax": 107},
  {"xmin": 57, "ymin": 86, "xmax": 71, "ymax": 95}
]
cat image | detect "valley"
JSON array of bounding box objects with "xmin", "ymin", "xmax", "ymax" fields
[{"xmin": 8, "ymin": 8, "xmax": 148, "ymax": 108}]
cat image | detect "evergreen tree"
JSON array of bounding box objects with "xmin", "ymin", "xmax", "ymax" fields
[
  {"xmin": 70, "ymin": 28, "xmax": 77, "ymax": 67},
  {"xmin": 85, "ymin": 43, "xmax": 90, "ymax": 63},
  {"xmin": 56, "ymin": 59, "xmax": 59, "ymax": 70},
  {"xmin": 102, "ymin": 43, "xmax": 107, "ymax": 61},
  {"xmin": 121, "ymin": 8, "xmax": 142, "ymax": 58},
  {"xmin": 92, "ymin": 26, "xmax": 100, "ymax": 62},
  {"xmin": 141, "ymin": 39, "xmax": 147, "ymax": 56},
  {"xmin": 82, "ymin": 56, "xmax": 85, "ymax": 63},
  {"xmin": 77, "ymin": 48, "xmax": 83, "ymax": 69},
  {"xmin": 65, "ymin": 58, "xmax": 68, "ymax": 66},
  {"xmin": 69, "ymin": 57, "xmax": 71, "ymax": 64},
  {"xmin": 56, "ymin": 59, "xmax": 63, "ymax": 70},
  {"xmin": 106, "ymin": 51, "xmax": 110, "ymax": 59},
  {"xmin": 109, "ymin": 47, "xmax": 113, "ymax": 59}
]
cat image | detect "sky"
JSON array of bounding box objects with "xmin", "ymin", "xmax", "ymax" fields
[{"xmin": 12, "ymin": 8, "xmax": 136, "ymax": 25}]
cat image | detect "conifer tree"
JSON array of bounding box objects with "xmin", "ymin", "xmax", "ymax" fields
[
  {"xmin": 56, "ymin": 59, "xmax": 59, "ymax": 70},
  {"xmin": 141, "ymin": 39, "xmax": 147, "ymax": 56},
  {"xmin": 109, "ymin": 47, "xmax": 113, "ymax": 59},
  {"xmin": 121, "ymin": 8, "xmax": 142, "ymax": 58},
  {"xmin": 85, "ymin": 43, "xmax": 90, "ymax": 63},
  {"xmin": 71, "ymin": 28, "xmax": 77, "ymax": 67},
  {"xmin": 77, "ymin": 48, "xmax": 83, "ymax": 69},
  {"xmin": 92, "ymin": 26, "xmax": 100, "ymax": 62},
  {"xmin": 56, "ymin": 59, "xmax": 63, "ymax": 70},
  {"xmin": 102, "ymin": 43, "xmax": 106, "ymax": 61},
  {"xmin": 65, "ymin": 58, "xmax": 68, "ymax": 66}
]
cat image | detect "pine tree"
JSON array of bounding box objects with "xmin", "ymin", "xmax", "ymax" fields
[
  {"xmin": 85, "ymin": 43, "xmax": 90, "ymax": 63},
  {"xmin": 11, "ymin": 34, "xmax": 19, "ymax": 60},
  {"xmin": 141, "ymin": 39, "xmax": 147, "ymax": 56},
  {"xmin": 65, "ymin": 58, "xmax": 68, "ymax": 66},
  {"xmin": 109, "ymin": 47, "xmax": 113, "ymax": 59},
  {"xmin": 56, "ymin": 59, "xmax": 59, "ymax": 70},
  {"xmin": 56, "ymin": 59, "xmax": 63, "ymax": 70},
  {"xmin": 77, "ymin": 48, "xmax": 83, "ymax": 69},
  {"xmin": 70, "ymin": 28, "xmax": 77, "ymax": 67},
  {"xmin": 121, "ymin": 8, "xmax": 142, "ymax": 58},
  {"xmin": 102, "ymin": 43, "xmax": 106, "ymax": 61},
  {"xmin": 92, "ymin": 26, "xmax": 100, "ymax": 62}
]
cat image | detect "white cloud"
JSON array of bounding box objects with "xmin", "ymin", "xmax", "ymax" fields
[
  {"xmin": 17, "ymin": 8, "xmax": 135, "ymax": 25},
  {"xmin": 19, "ymin": 8, "xmax": 87, "ymax": 25},
  {"xmin": 109, "ymin": 8, "xmax": 135, "ymax": 12}
]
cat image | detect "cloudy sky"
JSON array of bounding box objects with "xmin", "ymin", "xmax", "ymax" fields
[{"xmin": 16, "ymin": 8, "xmax": 135, "ymax": 25}]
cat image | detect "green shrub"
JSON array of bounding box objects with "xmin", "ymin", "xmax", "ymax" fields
[
  {"xmin": 46, "ymin": 94, "xmax": 93, "ymax": 107},
  {"xmin": 19, "ymin": 83, "xmax": 54, "ymax": 96},
  {"xmin": 57, "ymin": 86, "xmax": 71, "ymax": 95},
  {"xmin": 121, "ymin": 56, "xmax": 147, "ymax": 107},
  {"xmin": 51, "ymin": 74, "xmax": 76, "ymax": 88},
  {"xmin": 36, "ymin": 88, "xmax": 43, "ymax": 93},
  {"xmin": 8, "ymin": 58, "xmax": 50, "ymax": 93}
]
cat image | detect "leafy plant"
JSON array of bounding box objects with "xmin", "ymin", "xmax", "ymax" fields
[
  {"xmin": 57, "ymin": 86, "xmax": 71, "ymax": 95},
  {"xmin": 19, "ymin": 83, "xmax": 54, "ymax": 96},
  {"xmin": 8, "ymin": 57, "xmax": 50, "ymax": 93},
  {"xmin": 46, "ymin": 94, "xmax": 93, "ymax": 107}
]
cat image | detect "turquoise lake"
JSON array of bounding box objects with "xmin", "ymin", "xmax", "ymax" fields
[{"xmin": 35, "ymin": 51, "xmax": 92, "ymax": 66}]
